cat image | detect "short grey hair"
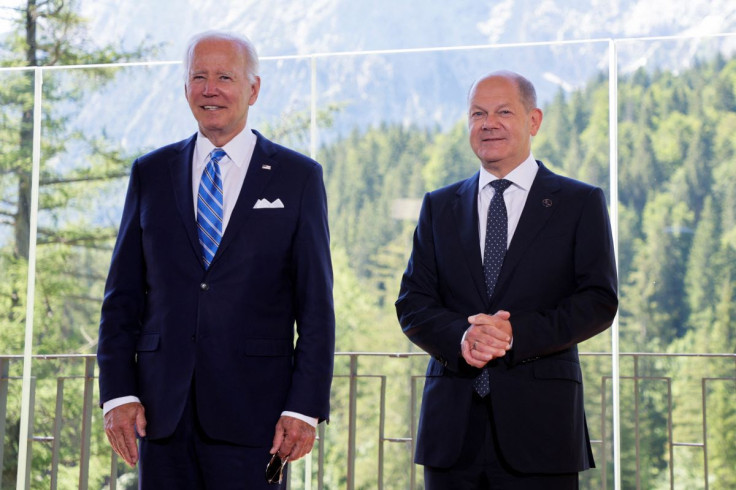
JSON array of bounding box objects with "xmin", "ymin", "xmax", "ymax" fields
[
  {"xmin": 468, "ymin": 70, "xmax": 538, "ymax": 112},
  {"xmin": 183, "ymin": 30, "xmax": 260, "ymax": 84}
]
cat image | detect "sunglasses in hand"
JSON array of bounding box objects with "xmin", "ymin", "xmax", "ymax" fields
[{"xmin": 265, "ymin": 452, "xmax": 289, "ymax": 484}]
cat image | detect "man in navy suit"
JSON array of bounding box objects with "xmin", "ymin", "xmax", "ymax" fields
[
  {"xmin": 396, "ymin": 71, "xmax": 618, "ymax": 488},
  {"xmin": 97, "ymin": 31, "xmax": 334, "ymax": 489}
]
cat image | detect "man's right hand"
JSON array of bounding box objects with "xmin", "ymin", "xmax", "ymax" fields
[
  {"xmin": 461, "ymin": 310, "xmax": 512, "ymax": 368},
  {"xmin": 104, "ymin": 402, "xmax": 147, "ymax": 467}
]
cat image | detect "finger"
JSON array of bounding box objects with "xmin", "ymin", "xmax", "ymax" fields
[
  {"xmin": 287, "ymin": 429, "xmax": 315, "ymax": 461},
  {"xmin": 105, "ymin": 429, "xmax": 122, "ymax": 461},
  {"xmin": 471, "ymin": 337, "xmax": 509, "ymax": 360},
  {"xmin": 468, "ymin": 314, "xmax": 492, "ymax": 325},
  {"xmin": 105, "ymin": 425, "xmax": 126, "ymax": 462},
  {"xmin": 135, "ymin": 408, "xmax": 147, "ymax": 437},
  {"xmin": 110, "ymin": 429, "xmax": 134, "ymax": 467},
  {"xmin": 493, "ymin": 309, "xmax": 511, "ymax": 320},
  {"xmin": 122, "ymin": 427, "xmax": 139, "ymax": 466},
  {"xmin": 271, "ymin": 419, "xmax": 285, "ymax": 455},
  {"xmin": 462, "ymin": 340, "xmax": 489, "ymax": 368}
]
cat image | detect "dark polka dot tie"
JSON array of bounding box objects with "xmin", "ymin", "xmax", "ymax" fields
[{"xmin": 474, "ymin": 178, "xmax": 512, "ymax": 397}]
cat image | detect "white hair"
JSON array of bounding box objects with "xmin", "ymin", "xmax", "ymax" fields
[{"xmin": 183, "ymin": 30, "xmax": 260, "ymax": 84}]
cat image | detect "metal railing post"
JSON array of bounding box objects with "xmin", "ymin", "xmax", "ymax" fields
[
  {"xmin": 50, "ymin": 378, "xmax": 65, "ymax": 489},
  {"xmin": 78, "ymin": 357, "xmax": 95, "ymax": 489},
  {"xmin": 0, "ymin": 357, "xmax": 9, "ymax": 478},
  {"xmin": 347, "ymin": 355, "xmax": 358, "ymax": 490}
]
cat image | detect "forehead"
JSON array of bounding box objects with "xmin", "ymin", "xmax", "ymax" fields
[
  {"xmin": 469, "ymin": 76, "xmax": 521, "ymax": 106},
  {"xmin": 189, "ymin": 38, "xmax": 245, "ymax": 71}
]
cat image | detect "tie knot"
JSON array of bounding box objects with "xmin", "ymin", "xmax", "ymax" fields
[
  {"xmin": 490, "ymin": 179, "xmax": 512, "ymax": 194},
  {"xmin": 209, "ymin": 148, "xmax": 227, "ymax": 165}
]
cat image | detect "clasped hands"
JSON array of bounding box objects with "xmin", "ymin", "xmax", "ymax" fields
[
  {"xmin": 461, "ymin": 310, "xmax": 512, "ymax": 368},
  {"xmin": 104, "ymin": 402, "xmax": 315, "ymax": 467}
]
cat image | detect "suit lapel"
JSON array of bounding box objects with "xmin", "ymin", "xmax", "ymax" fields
[
  {"xmin": 494, "ymin": 162, "xmax": 561, "ymax": 296},
  {"xmin": 211, "ymin": 131, "xmax": 278, "ymax": 265},
  {"xmin": 451, "ymin": 172, "xmax": 489, "ymax": 307},
  {"xmin": 169, "ymin": 134, "xmax": 202, "ymax": 265}
]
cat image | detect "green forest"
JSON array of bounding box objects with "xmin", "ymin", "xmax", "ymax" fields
[{"xmin": 1, "ymin": 1, "xmax": 735, "ymax": 488}]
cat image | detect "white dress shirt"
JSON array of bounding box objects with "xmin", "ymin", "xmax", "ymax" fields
[
  {"xmin": 477, "ymin": 153, "xmax": 539, "ymax": 258},
  {"xmin": 461, "ymin": 154, "xmax": 539, "ymax": 350},
  {"xmin": 104, "ymin": 126, "xmax": 317, "ymax": 428},
  {"xmin": 191, "ymin": 127, "xmax": 256, "ymax": 229}
]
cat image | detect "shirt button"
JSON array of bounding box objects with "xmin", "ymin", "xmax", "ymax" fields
[{"xmin": 200, "ymin": 282, "xmax": 209, "ymax": 291}]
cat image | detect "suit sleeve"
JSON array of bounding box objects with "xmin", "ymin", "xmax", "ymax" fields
[
  {"xmin": 507, "ymin": 186, "xmax": 618, "ymax": 364},
  {"xmin": 285, "ymin": 164, "xmax": 335, "ymax": 422},
  {"xmin": 395, "ymin": 193, "xmax": 470, "ymax": 373},
  {"xmin": 97, "ymin": 161, "xmax": 146, "ymax": 405}
]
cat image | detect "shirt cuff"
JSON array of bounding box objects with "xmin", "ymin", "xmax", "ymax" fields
[
  {"xmin": 281, "ymin": 411, "xmax": 318, "ymax": 428},
  {"xmin": 102, "ymin": 396, "xmax": 141, "ymax": 415}
]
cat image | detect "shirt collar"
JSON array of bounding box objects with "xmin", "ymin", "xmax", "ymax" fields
[
  {"xmin": 194, "ymin": 125, "xmax": 256, "ymax": 170},
  {"xmin": 478, "ymin": 153, "xmax": 539, "ymax": 192}
]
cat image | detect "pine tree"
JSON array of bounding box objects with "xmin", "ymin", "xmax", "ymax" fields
[{"xmin": 0, "ymin": 1, "xmax": 151, "ymax": 487}]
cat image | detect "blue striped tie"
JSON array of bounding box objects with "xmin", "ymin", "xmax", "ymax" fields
[{"xmin": 197, "ymin": 148, "xmax": 226, "ymax": 269}]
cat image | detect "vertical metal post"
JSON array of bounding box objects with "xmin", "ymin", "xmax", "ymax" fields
[
  {"xmin": 377, "ymin": 376, "xmax": 386, "ymax": 490},
  {"xmin": 634, "ymin": 357, "xmax": 640, "ymax": 489},
  {"xmin": 347, "ymin": 355, "xmax": 358, "ymax": 490},
  {"xmin": 701, "ymin": 378, "xmax": 709, "ymax": 490},
  {"xmin": 78, "ymin": 357, "xmax": 95, "ymax": 489},
  {"xmin": 410, "ymin": 376, "xmax": 418, "ymax": 490},
  {"xmin": 608, "ymin": 38, "xmax": 622, "ymax": 490},
  {"xmin": 309, "ymin": 55, "xmax": 318, "ymax": 161},
  {"xmin": 109, "ymin": 453, "xmax": 118, "ymax": 490},
  {"xmin": 16, "ymin": 66, "xmax": 43, "ymax": 490},
  {"xmin": 667, "ymin": 379, "xmax": 674, "ymax": 490},
  {"xmin": 50, "ymin": 378, "xmax": 65, "ymax": 489},
  {"xmin": 317, "ymin": 422, "xmax": 325, "ymax": 489},
  {"xmin": 601, "ymin": 376, "xmax": 608, "ymax": 490},
  {"xmin": 21, "ymin": 378, "xmax": 36, "ymax": 489},
  {"xmin": 0, "ymin": 358, "xmax": 9, "ymax": 481}
]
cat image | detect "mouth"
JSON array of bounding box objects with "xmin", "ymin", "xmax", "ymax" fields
[{"xmin": 202, "ymin": 105, "xmax": 223, "ymax": 111}]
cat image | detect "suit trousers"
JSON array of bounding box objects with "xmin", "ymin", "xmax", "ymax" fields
[
  {"xmin": 423, "ymin": 393, "xmax": 578, "ymax": 490},
  {"xmin": 138, "ymin": 383, "xmax": 286, "ymax": 490}
]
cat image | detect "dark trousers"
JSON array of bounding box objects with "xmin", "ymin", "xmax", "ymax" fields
[
  {"xmin": 424, "ymin": 395, "xmax": 578, "ymax": 490},
  {"xmin": 138, "ymin": 386, "xmax": 286, "ymax": 490}
]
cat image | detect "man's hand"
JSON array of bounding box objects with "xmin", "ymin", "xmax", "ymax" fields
[
  {"xmin": 270, "ymin": 415, "xmax": 316, "ymax": 462},
  {"xmin": 103, "ymin": 402, "xmax": 147, "ymax": 467},
  {"xmin": 461, "ymin": 310, "xmax": 513, "ymax": 368}
]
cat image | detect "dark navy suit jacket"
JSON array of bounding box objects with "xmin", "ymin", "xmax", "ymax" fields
[
  {"xmin": 97, "ymin": 130, "xmax": 335, "ymax": 446},
  {"xmin": 396, "ymin": 161, "xmax": 617, "ymax": 473}
]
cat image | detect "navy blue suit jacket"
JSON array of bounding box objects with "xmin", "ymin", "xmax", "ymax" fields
[
  {"xmin": 97, "ymin": 130, "xmax": 335, "ymax": 447},
  {"xmin": 396, "ymin": 161, "xmax": 617, "ymax": 473}
]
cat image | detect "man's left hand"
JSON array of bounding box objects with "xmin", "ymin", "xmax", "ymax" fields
[{"xmin": 270, "ymin": 415, "xmax": 316, "ymax": 462}]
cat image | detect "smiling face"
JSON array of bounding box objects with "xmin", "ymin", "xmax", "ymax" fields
[
  {"xmin": 467, "ymin": 74, "xmax": 542, "ymax": 177},
  {"xmin": 184, "ymin": 37, "xmax": 260, "ymax": 147}
]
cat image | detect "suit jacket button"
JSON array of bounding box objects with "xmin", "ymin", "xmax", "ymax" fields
[{"xmin": 200, "ymin": 282, "xmax": 209, "ymax": 291}]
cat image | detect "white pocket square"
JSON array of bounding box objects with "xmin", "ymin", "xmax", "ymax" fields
[{"xmin": 254, "ymin": 198, "xmax": 284, "ymax": 209}]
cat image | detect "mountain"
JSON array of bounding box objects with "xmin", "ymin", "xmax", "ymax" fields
[{"xmin": 5, "ymin": 0, "xmax": 736, "ymax": 151}]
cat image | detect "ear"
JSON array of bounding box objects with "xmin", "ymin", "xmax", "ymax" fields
[
  {"xmin": 248, "ymin": 76, "xmax": 262, "ymax": 106},
  {"xmin": 529, "ymin": 108, "xmax": 543, "ymax": 136}
]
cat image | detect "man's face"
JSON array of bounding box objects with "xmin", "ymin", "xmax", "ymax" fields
[
  {"xmin": 185, "ymin": 38, "xmax": 260, "ymax": 147},
  {"xmin": 467, "ymin": 76, "xmax": 542, "ymax": 177}
]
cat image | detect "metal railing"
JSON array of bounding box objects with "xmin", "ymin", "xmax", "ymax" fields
[{"xmin": 1, "ymin": 352, "xmax": 734, "ymax": 489}]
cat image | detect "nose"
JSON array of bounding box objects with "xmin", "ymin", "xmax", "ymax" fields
[
  {"xmin": 481, "ymin": 114, "xmax": 498, "ymax": 130},
  {"xmin": 202, "ymin": 80, "xmax": 217, "ymax": 96}
]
